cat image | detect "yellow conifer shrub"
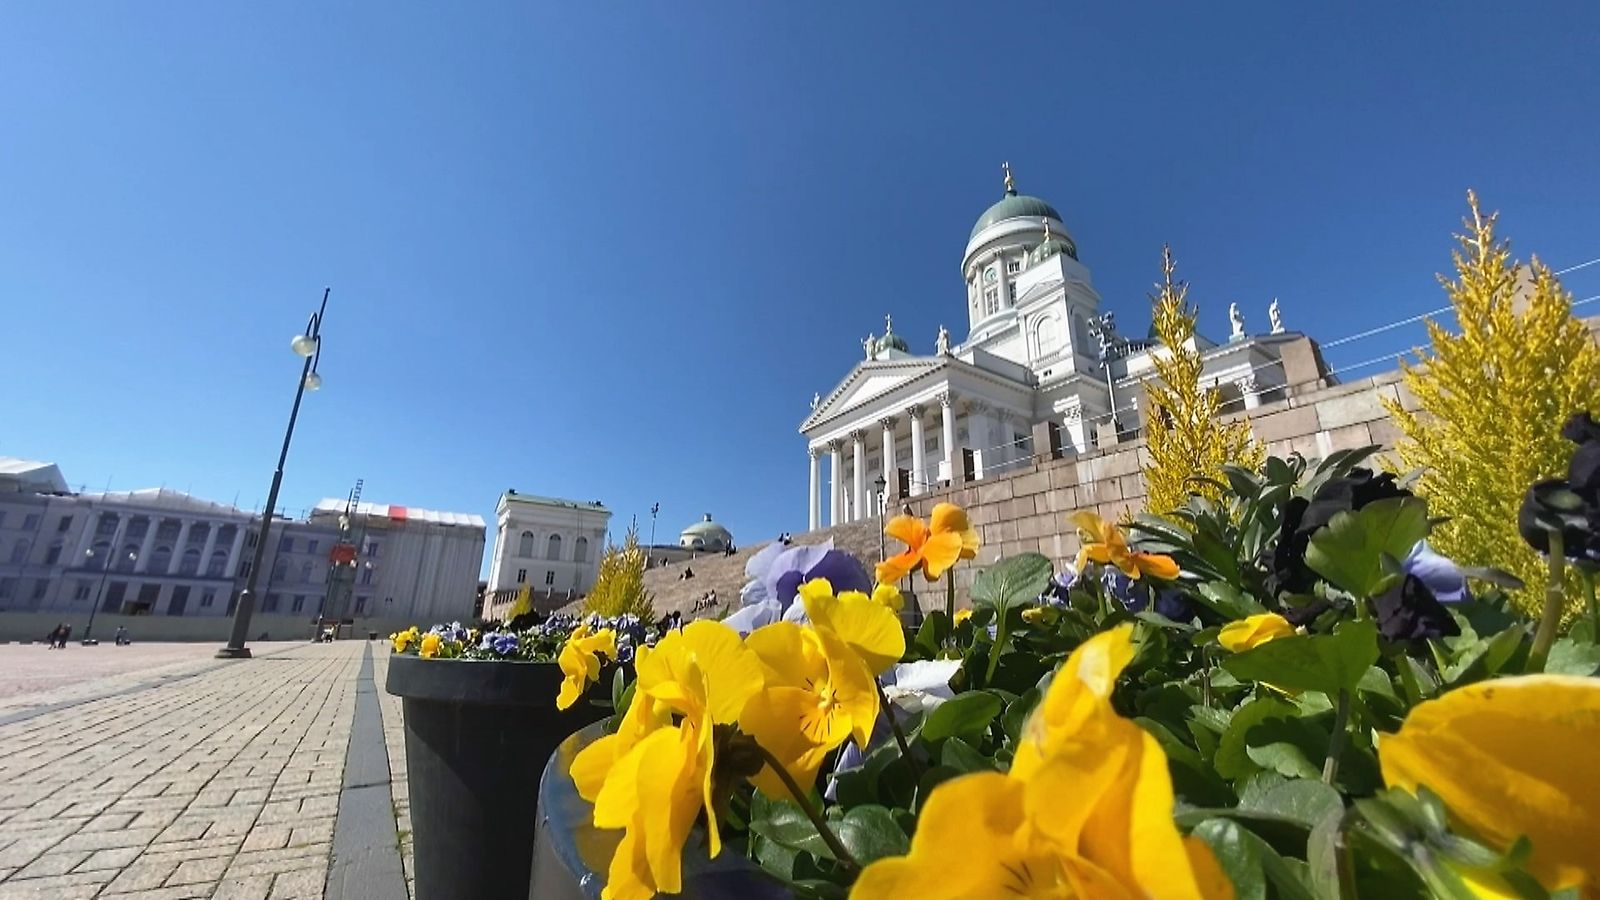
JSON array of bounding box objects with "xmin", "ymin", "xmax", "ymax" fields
[
  {"xmin": 581, "ymin": 524, "xmax": 656, "ymax": 619},
  {"xmin": 1384, "ymin": 192, "xmax": 1600, "ymax": 619},
  {"xmin": 1142, "ymin": 245, "xmax": 1265, "ymax": 515}
]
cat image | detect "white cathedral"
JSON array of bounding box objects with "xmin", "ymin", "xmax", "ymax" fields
[{"xmin": 800, "ymin": 164, "xmax": 1304, "ymax": 529}]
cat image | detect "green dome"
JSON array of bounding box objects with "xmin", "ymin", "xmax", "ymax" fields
[
  {"xmin": 971, "ymin": 193, "xmax": 1063, "ymax": 239},
  {"xmin": 878, "ymin": 330, "xmax": 909, "ymax": 353}
]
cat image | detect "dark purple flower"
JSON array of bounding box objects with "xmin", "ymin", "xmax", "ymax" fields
[
  {"xmin": 1373, "ymin": 574, "xmax": 1460, "ymax": 642},
  {"xmin": 1102, "ymin": 570, "xmax": 1195, "ymax": 621},
  {"xmin": 1271, "ymin": 469, "xmax": 1412, "ymax": 595},
  {"xmin": 479, "ymin": 632, "xmax": 519, "ymax": 656},
  {"xmin": 1038, "ymin": 565, "xmax": 1079, "ymax": 607}
]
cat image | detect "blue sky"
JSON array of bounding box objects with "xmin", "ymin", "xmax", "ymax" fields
[{"xmin": 4, "ymin": 3, "xmax": 1598, "ymax": 568}]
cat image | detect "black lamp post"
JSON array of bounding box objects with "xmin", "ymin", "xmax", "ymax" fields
[
  {"xmin": 648, "ymin": 502, "xmax": 660, "ymax": 568},
  {"xmin": 217, "ymin": 288, "xmax": 329, "ymax": 660},
  {"xmin": 81, "ymin": 546, "xmax": 136, "ymax": 645},
  {"xmin": 874, "ymin": 474, "xmax": 888, "ymax": 563}
]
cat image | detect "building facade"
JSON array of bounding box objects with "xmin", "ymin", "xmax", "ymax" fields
[
  {"xmin": 0, "ymin": 458, "xmax": 485, "ymax": 628},
  {"xmin": 485, "ymin": 491, "xmax": 612, "ymax": 595},
  {"xmin": 800, "ymin": 164, "xmax": 1313, "ymax": 527}
]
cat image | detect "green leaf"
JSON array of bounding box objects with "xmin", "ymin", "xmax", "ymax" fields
[
  {"xmin": 1197, "ymin": 581, "xmax": 1268, "ymax": 619},
  {"xmin": 748, "ymin": 795, "xmax": 836, "ymax": 859},
  {"xmin": 1194, "ymin": 818, "xmax": 1268, "ymax": 900},
  {"xmin": 1216, "ymin": 697, "xmax": 1298, "ymax": 781},
  {"xmin": 1544, "ymin": 638, "xmax": 1600, "ymax": 675},
  {"xmin": 939, "ymin": 737, "xmax": 992, "ymax": 774},
  {"xmin": 919, "ymin": 690, "xmax": 1002, "ymax": 745},
  {"xmin": 1305, "ymin": 497, "xmax": 1431, "ymax": 598},
  {"xmin": 834, "ymin": 805, "xmax": 910, "ymax": 866},
  {"xmin": 1222, "ymin": 619, "xmax": 1380, "ymax": 697},
  {"xmin": 1237, "ymin": 775, "xmax": 1345, "ymax": 829},
  {"xmin": 1244, "ymin": 718, "xmax": 1324, "ymax": 780},
  {"xmin": 970, "ymin": 553, "xmax": 1054, "ymax": 617},
  {"xmin": 1305, "ymin": 805, "xmax": 1346, "ymax": 900}
]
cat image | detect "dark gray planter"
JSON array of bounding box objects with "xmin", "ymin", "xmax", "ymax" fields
[
  {"xmin": 386, "ymin": 655, "xmax": 609, "ymax": 900},
  {"xmin": 531, "ymin": 722, "xmax": 796, "ymax": 900}
]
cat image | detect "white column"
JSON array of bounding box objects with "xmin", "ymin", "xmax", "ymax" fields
[
  {"xmin": 807, "ymin": 448, "xmax": 821, "ymax": 532},
  {"xmin": 879, "ymin": 416, "xmax": 898, "ymax": 499},
  {"xmin": 136, "ymin": 518, "xmax": 159, "ymax": 572},
  {"xmin": 1063, "ymin": 406, "xmax": 1087, "ymax": 454},
  {"xmin": 828, "ymin": 441, "xmax": 844, "ymax": 526},
  {"xmin": 226, "ymin": 524, "xmax": 248, "ymax": 578},
  {"xmin": 969, "ymin": 401, "xmax": 992, "ymax": 480},
  {"xmin": 167, "ymin": 520, "xmax": 192, "ymax": 575},
  {"xmin": 199, "ymin": 525, "xmax": 220, "ymax": 577},
  {"xmin": 908, "ymin": 405, "xmax": 927, "ymax": 496},
  {"xmin": 1239, "ymin": 375, "xmax": 1261, "ymax": 410},
  {"xmin": 851, "ymin": 430, "xmax": 867, "ymax": 522},
  {"xmin": 939, "ymin": 392, "xmax": 957, "ymax": 484}
]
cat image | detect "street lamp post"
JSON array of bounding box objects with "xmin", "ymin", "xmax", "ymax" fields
[
  {"xmin": 874, "ymin": 474, "xmax": 888, "ymax": 563},
  {"xmin": 647, "ymin": 502, "xmax": 660, "ymax": 569},
  {"xmin": 218, "ymin": 288, "xmax": 329, "ymax": 660},
  {"xmin": 81, "ymin": 547, "xmax": 136, "ymax": 645}
]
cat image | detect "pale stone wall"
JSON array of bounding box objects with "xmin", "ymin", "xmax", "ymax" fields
[{"xmin": 0, "ymin": 611, "xmax": 423, "ymax": 643}]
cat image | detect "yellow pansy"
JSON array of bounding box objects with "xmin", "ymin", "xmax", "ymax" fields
[
  {"xmin": 854, "ymin": 624, "xmax": 1232, "ymax": 900},
  {"xmin": 1010, "ymin": 624, "xmax": 1135, "ymax": 780},
  {"xmin": 1022, "ymin": 606, "xmax": 1048, "ymax": 625},
  {"xmin": 557, "ymin": 624, "xmax": 618, "ymax": 711},
  {"xmin": 1071, "ymin": 511, "xmax": 1180, "ymax": 581},
  {"xmin": 1217, "ymin": 613, "xmax": 1295, "ymax": 653},
  {"xmin": 876, "ymin": 502, "xmax": 981, "ymax": 583},
  {"xmin": 953, "ymin": 608, "xmax": 973, "ymax": 626},
  {"xmin": 871, "ymin": 582, "xmax": 905, "ymax": 613},
  {"xmin": 391, "ymin": 626, "xmax": 419, "ymax": 653},
  {"xmin": 801, "ymin": 579, "xmax": 906, "ymax": 675},
  {"xmin": 1379, "ymin": 674, "xmax": 1600, "ymax": 895},
  {"xmin": 418, "ymin": 633, "xmax": 442, "ymax": 659},
  {"xmin": 579, "ymin": 622, "xmax": 764, "ymax": 900}
]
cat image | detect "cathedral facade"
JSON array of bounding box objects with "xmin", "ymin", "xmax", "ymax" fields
[{"xmin": 799, "ymin": 165, "xmax": 1303, "ymax": 529}]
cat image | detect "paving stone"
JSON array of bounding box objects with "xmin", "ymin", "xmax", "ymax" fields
[
  {"xmin": 211, "ymin": 874, "xmax": 273, "ymax": 900},
  {"xmin": 75, "ymin": 845, "xmax": 143, "ymax": 871},
  {"xmin": 266, "ymin": 868, "xmax": 326, "ymax": 900}
]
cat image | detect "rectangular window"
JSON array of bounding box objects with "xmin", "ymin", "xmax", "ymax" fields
[
  {"xmin": 278, "ymin": 536, "xmax": 294, "ymax": 552},
  {"xmin": 31, "ymin": 580, "xmax": 46, "ymax": 601},
  {"xmin": 96, "ymin": 515, "xmax": 116, "ymax": 536},
  {"xmin": 983, "ymin": 287, "xmax": 999, "ymax": 315},
  {"xmin": 45, "ymin": 544, "xmax": 61, "ymax": 565},
  {"xmin": 365, "ymin": 540, "xmax": 381, "ymax": 558},
  {"xmin": 1006, "ymin": 259, "xmax": 1021, "ymax": 274},
  {"xmin": 246, "ymin": 531, "xmax": 258, "ymax": 548},
  {"xmin": 263, "ymin": 593, "xmax": 280, "ymax": 613},
  {"xmin": 356, "ymin": 596, "xmax": 370, "ymax": 615},
  {"xmin": 307, "ymin": 540, "xmax": 319, "ymax": 554},
  {"xmin": 57, "ymin": 516, "xmax": 73, "ymax": 533},
  {"xmin": 291, "ymin": 595, "xmax": 306, "ymax": 614},
  {"xmin": 239, "ymin": 560, "xmax": 253, "ymax": 578},
  {"xmin": 516, "ymin": 568, "xmax": 527, "ymax": 584},
  {"xmin": 1007, "ymin": 284, "xmax": 1017, "ymax": 303},
  {"xmin": 544, "ymin": 571, "xmax": 555, "ymax": 586},
  {"xmin": 0, "ymin": 578, "xmax": 14, "ymax": 599},
  {"xmin": 0, "ymin": 511, "xmax": 6, "ymax": 528},
  {"xmin": 168, "ymin": 586, "xmax": 189, "ymax": 616},
  {"xmin": 200, "ymin": 590, "xmax": 215, "ymax": 608},
  {"xmin": 360, "ymin": 567, "xmax": 374, "ymax": 586},
  {"xmin": 8, "ymin": 541, "xmax": 28, "ymax": 564},
  {"xmin": 74, "ymin": 580, "xmax": 91, "ymax": 601},
  {"xmin": 22, "ymin": 514, "xmax": 40, "ymax": 531}
]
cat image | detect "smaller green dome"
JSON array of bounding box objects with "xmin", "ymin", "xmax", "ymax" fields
[
  {"xmin": 680, "ymin": 514, "xmax": 733, "ymax": 552},
  {"xmin": 874, "ymin": 314, "xmax": 909, "ymax": 354}
]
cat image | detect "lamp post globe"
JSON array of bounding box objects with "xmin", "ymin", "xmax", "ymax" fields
[{"xmin": 290, "ymin": 334, "xmax": 319, "ymax": 358}]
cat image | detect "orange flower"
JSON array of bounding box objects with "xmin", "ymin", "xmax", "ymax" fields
[
  {"xmin": 876, "ymin": 503, "xmax": 980, "ymax": 583},
  {"xmin": 1071, "ymin": 511, "xmax": 1179, "ymax": 581}
]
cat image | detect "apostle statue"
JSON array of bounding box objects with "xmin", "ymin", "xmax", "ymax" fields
[
  {"xmin": 1229, "ymin": 302, "xmax": 1245, "ymax": 340},
  {"xmin": 1269, "ymin": 298, "xmax": 1284, "ymax": 334},
  {"xmin": 935, "ymin": 324, "xmax": 951, "ymax": 356},
  {"xmin": 863, "ymin": 333, "xmax": 877, "ymax": 359}
]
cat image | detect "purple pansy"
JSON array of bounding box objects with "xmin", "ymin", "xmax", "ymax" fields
[
  {"xmin": 724, "ymin": 540, "xmax": 871, "ymax": 634},
  {"xmin": 1400, "ymin": 540, "xmax": 1468, "ymax": 603}
]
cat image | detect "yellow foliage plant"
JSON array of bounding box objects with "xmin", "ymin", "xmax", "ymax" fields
[
  {"xmin": 1384, "ymin": 192, "xmax": 1600, "ymax": 620},
  {"xmin": 1142, "ymin": 245, "xmax": 1265, "ymax": 516},
  {"xmin": 582, "ymin": 523, "xmax": 656, "ymax": 620}
]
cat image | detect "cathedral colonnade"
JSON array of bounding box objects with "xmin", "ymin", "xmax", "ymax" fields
[{"xmin": 807, "ymin": 396, "xmax": 966, "ymax": 530}]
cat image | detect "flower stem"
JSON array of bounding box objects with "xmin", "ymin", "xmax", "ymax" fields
[
  {"xmin": 984, "ymin": 614, "xmax": 1008, "ymax": 684},
  {"xmin": 1529, "ymin": 529, "xmax": 1567, "ymax": 672},
  {"xmin": 943, "ymin": 575, "xmax": 955, "ymax": 622},
  {"xmin": 754, "ymin": 745, "xmax": 859, "ymax": 871},
  {"xmin": 1322, "ymin": 688, "xmax": 1350, "ymax": 785},
  {"xmin": 1580, "ymin": 569, "xmax": 1598, "ymax": 637},
  {"xmin": 873, "ymin": 680, "xmax": 922, "ymax": 781}
]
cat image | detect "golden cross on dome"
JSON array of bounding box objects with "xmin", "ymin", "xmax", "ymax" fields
[{"xmin": 1002, "ymin": 161, "xmax": 1015, "ymax": 193}]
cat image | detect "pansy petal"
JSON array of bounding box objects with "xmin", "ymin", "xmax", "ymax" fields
[
  {"xmin": 875, "ymin": 551, "xmax": 920, "ymax": 585},
  {"xmin": 806, "ymin": 591, "xmax": 906, "ymax": 674},
  {"xmin": 721, "ymin": 599, "xmax": 781, "ymax": 635},
  {"xmin": 805, "ymin": 549, "xmax": 873, "ymax": 596},
  {"xmin": 919, "ymin": 530, "xmax": 968, "ymax": 580},
  {"xmin": 928, "ymin": 503, "xmax": 973, "ymax": 537},
  {"xmin": 884, "ymin": 514, "xmax": 929, "ymax": 549},
  {"xmin": 1401, "ymin": 540, "xmax": 1468, "ymax": 603},
  {"xmin": 1133, "ymin": 552, "xmax": 1181, "ymax": 581}
]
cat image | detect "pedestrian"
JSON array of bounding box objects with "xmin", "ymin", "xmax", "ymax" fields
[
  {"xmin": 46, "ymin": 624, "xmax": 62, "ymax": 649},
  {"xmin": 60, "ymin": 624, "xmax": 72, "ymax": 648}
]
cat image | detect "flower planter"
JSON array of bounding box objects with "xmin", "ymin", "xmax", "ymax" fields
[
  {"xmin": 385, "ymin": 655, "xmax": 610, "ymax": 900},
  {"xmin": 531, "ymin": 722, "xmax": 795, "ymax": 900}
]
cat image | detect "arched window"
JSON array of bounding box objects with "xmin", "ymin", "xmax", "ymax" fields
[
  {"xmin": 91, "ymin": 541, "xmax": 112, "ymax": 569},
  {"xmin": 518, "ymin": 531, "xmax": 535, "ymax": 557},
  {"xmin": 546, "ymin": 534, "xmax": 562, "ymax": 560},
  {"xmin": 207, "ymin": 550, "xmax": 228, "ymax": 577},
  {"xmin": 179, "ymin": 548, "xmax": 200, "ymax": 575},
  {"xmin": 148, "ymin": 546, "xmax": 173, "ymax": 575},
  {"xmin": 574, "ymin": 537, "xmax": 589, "ymax": 563},
  {"xmin": 301, "ymin": 561, "xmax": 315, "ymax": 584},
  {"xmin": 271, "ymin": 558, "xmax": 288, "ymax": 582},
  {"xmin": 118, "ymin": 544, "xmax": 140, "ymax": 571}
]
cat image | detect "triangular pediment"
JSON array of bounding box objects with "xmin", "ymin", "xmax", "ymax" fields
[
  {"xmin": 800, "ymin": 358, "xmax": 947, "ymax": 431},
  {"xmin": 1016, "ymin": 277, "xmax": 1064, "ymax": 307}
]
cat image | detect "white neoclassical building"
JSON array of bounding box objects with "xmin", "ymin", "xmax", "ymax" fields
[
  {"xmin": 800, "ymin": 165, "xmax": 1307, "ymax": 528},
  {"xmin": 485, "ymin": 491, "xmax": 612, "ymax": 594}
]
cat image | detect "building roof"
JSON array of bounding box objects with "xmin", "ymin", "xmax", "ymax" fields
[
  {"xmin": 501, "ymin": 491, "xmax": 610, "ymax": 512},
  {"xmin": 81, "ymin": 488, "xmax": 249, "ymax": 516},
  {"xmin": 971, "ymin": 192, "xmax": 1063, "ymax": 240},
  {"xmin": 0, "ymin": 457, "xmax": 68, "ymax": 494},
  {"xmin": 313, "ymin": 498, "xmax": 486, "ymax": 529}
]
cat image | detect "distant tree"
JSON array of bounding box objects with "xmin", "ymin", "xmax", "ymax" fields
[
  {"xmin": 1384, "ymin": 192, "xmax": 1600, "ymax": 619},
  {"xmin": 1142, "ymin": 245, "xmax": 1265, "ymax": 515},
  {"xmin": 582, "ymin": 524, "xmax": 656, "ymax": 619}
]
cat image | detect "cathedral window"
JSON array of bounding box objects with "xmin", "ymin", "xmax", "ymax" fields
[
  {"xmin": 1006, "ymin": 259, "xmax": 1021, "ymax": 274},
  {"xmin": 983, "ymin": 287, "xmax": 999, "ymax": 315},
  {"xmin": 1007, "ymin": 284, "xmax": 1017, "ymax": 304}
]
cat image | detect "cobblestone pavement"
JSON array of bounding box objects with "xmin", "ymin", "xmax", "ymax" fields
[
  {"xmin": 0, "ymin": 642, "xmax": 366, "ymax": 899},
  {"xmin": 0, "ymin": 644, "xmax": 304, "ymax": 716}
]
